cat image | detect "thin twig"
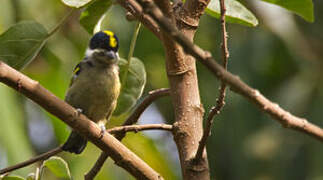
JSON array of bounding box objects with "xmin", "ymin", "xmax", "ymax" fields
[
  {"xmin": 121, "ymin": 21, "xmax": 141, "ymax": 90},
  {"xmin": 123, "ymin": 88, "xmax": 170, "ymax": 126},
  {"xmin": 84, "ymin": 88, "xmax": 170, "ymax": 180},
  {"xmin": 131, "ymin": 0, "xmax": 323, "ymax": 142},
  {"xmin": 0, "ymin": 146, "xmax": 63, "ymax": 175},
  {"xmin": 108, "ymin": 124, "xmax": 173, "ymax": 134},
  {"xmin": 194, "ymin": 107, "xmax": 219, "ymax": 162},
  {"xmin": 194, "ymin": 0, "xmax": 229, "ymax": 162},
  {"xmin": 47, "ymin": 9, "xmax": 75, "ymax": 37}
]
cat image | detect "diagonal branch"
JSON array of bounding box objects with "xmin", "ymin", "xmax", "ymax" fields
[
  {"xmin": 0, "ymin": 61, "xmax": 163, "ymax": 179},
  {"xmin": 84, "ymin": 88, "xmax": 170, "ymax": 180},
  {"xmin": 130, "ymin": 0, "xmax": 323, "ymax": 142},
  {"xmin": 0, "ymin": 123, "xmax": 172, "ymax": 175},
  {"xmin": 117, "ymin": 0, "xmax": 161, "ymax": 40}
]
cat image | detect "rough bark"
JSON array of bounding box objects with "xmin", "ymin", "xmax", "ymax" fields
[{"xmin": 155, "ymin": 0, "xmax": 211, "ymax": 179}]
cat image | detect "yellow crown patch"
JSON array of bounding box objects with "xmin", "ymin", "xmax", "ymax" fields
[{"xmin": 104, "ymin": 30, "xmax": 117, "ymax": 48}]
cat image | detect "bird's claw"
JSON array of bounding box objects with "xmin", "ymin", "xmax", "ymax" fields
[
  {"xmin": 76, "ymin": 108, "xmax": 83, "ymax": 114},
  {"xmin": 99, "ymin": 124, "xmax": 106, "ymax": 139},
  {"xmin": 73, "ymin": 108, "xmax": 83, "ymax": 121}
]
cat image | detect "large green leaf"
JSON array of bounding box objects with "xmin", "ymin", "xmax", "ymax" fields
[
  {"xmin": 0, "ymin": 21, "xmax": 49, "ymax": 70},
  {"xmin": 114, "ymin": 58, "xmax": 146, "ymax": 116},
  {"xmin": 206, "ymin": 0, "xmax": 258, "ymax": 27},
  {"xmin": 261, "ymin": 0, "xmax": 314, "ymax": 22},
  {"xmin": 43, "ymin": 156, "xmax": 71, "ymax": 179},
  {"xmin": 80, "ymin": 0, "xmax": 113, "ymax": 34},
  {"xmin": 61, "ymin": 0, "xmax": 93, "ymax": 8}
]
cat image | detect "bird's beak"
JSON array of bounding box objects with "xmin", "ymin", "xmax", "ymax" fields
[
  {"xmin": 92, "ymin": 49, "xmax": 119, "ymax": 64},
  {"xmin": 105, "ymin": 50, "xmax": 118, "ymax": 60}
]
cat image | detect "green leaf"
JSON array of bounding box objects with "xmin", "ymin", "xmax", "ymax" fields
[
  {"xmin": 0, "ymin": 21, "xmax": 48, "ymax": 70},
  {"xmin": 123, "ymin": 133, "xmax": 178, "ymax": 179},
  {"xmin": 1, "ymin": 175, "xmax": 25, "ymax": 180},
  {"xmin": 61, "ymin": 0, "xmax": 93, "ymax": 8},
  {"xmin": 261, "ymin": 0, "xmax": 314, "ymax": 22},
  {"xmin": 43, "ymin": 156, "xmax": 71, "ymax": 179},
  {"xmin": 205, "ymin": 0, "xmax": 258, "ymax": 27},
  {"xmin": 80, "ymin": 0, "xmax": 113, "ymax": 34},
  {"xmin": 114, "ymin": 57, "xmax": 146, "ymax": 116}
]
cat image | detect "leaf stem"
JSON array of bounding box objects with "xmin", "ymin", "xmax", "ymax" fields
[
  {"xmin": 47, "ymin": 9, "xmax": 75, "ymax": 38},
  {"xmin": 121, "ymin": 21, "xmax": 141, "ymax": 88}
]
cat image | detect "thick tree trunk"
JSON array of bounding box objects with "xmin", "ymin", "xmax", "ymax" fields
[{"xmin": 159, "ymin": 0, "xmax": 211, "ymax": 179}]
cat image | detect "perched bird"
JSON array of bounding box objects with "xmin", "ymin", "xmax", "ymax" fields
[{"xmin": 62, "ymin": 31, "xmax": 121, "ymax": 154}]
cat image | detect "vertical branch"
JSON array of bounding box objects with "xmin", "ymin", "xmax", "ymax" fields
[
  {"xmin": 217, "ymin": 0, "xmax": 229, "ymax": 106},
  {"xmin": 194, "ymin": 0, "xmax": 229, "ymax": 162},
  {"xmin": 149, "ymin": 0, "xmax": 211, "ymax": 179}
]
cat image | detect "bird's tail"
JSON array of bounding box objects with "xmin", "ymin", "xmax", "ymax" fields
[{"xmin": 62, "ymin": 131, "xmax": 87, "ymax": 154}]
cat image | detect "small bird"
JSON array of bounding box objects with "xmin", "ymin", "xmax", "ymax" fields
[{"xmin": 62, "ymin": 31, "xmax": 121, "ymax": 154}]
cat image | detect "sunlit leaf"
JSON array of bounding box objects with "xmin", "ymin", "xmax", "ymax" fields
[
  {"xmin": 61, "ymin": 0, "xmax": 93, "ymax": 8},
  {"xmin": 1, "ymin": 175, "xmax": 25, "ymax": 180},
  {"xmin": 80, "ymin": 0, "xmax": 113, "ymax": 34},
  {"xmin": 261, "ymin": 0, "xmax": 314, "ymax": 22},
  {"xmin": 0, "ymin": 21, "xmax": 49, "ymax": 70},
  {"xmin": 123, "ymin": 133, "xmax": 178, "ymax": 179},
  {"xmin": 43, "ymin": 156, "xmax": 71, "ymax": 179},
  {"xmin": 206, "ymin": 0, "xmax": 258, "ymax": 27},
  {"xmin": 114, "ymin": 57, "xmax": 146, "ymax": 116}
]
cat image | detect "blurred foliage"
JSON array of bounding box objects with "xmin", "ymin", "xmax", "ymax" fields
[
  {"xmin": 0, "ymin": 0, "xmax": 322, "ymax": 179},
  {"xmin": 261, "ymin": 0, "xmax": 314, "ymax": 22},
  {"xmin": 206, "ymin": 0, "xmax": 259, "ymax": 27}
]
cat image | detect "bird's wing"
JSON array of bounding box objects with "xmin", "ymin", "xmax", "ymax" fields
[{"xmin": 69, "ymin": 62, "xmax": 82, "ymax": 87}]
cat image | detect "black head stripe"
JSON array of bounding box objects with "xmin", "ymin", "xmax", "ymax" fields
[{"xmin": 89, "ymin": 31, "xmax": 119, "ymax": 52}]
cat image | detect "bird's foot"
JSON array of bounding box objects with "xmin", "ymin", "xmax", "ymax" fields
[
  {"xmin": 99, "ymin": 124, "xmax": 106, "ymax": 139},
  {"xmin": 75, "ymin": 108, "xmax": 83, "ymax": 116},
  {"xmin": 72, "ymin": 108, "xmax": 83, "ymax": 122},
  {"xmin": 76, "ymin": 108, "xmax": 83, "ymax": 114}
]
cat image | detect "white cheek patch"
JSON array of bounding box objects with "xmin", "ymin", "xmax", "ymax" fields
[
  {"xmin": 116, "ymin": 52, "xmax": 120, "ymax": 60},
  {"xmin": 85, "ymin": 48, "xmax": 95, "ymax": 58}
]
